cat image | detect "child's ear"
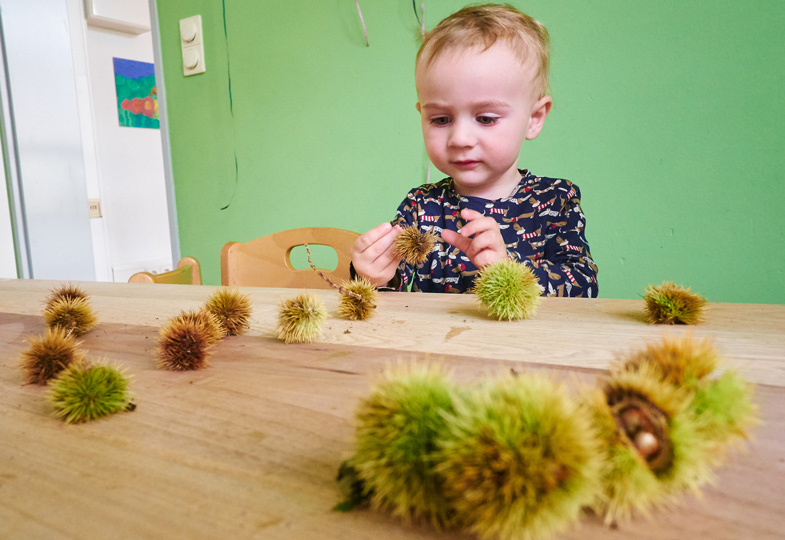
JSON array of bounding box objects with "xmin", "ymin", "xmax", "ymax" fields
[
  {"xmin": 525, "ymin": 96, "xmax": 553, "ymax": 140},
  {"xmin": 416, "ymin": 102, "xmax": 422, "ymax": 113}
]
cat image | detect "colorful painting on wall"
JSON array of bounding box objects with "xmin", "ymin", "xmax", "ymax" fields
[{"xmin": 113, "ymin": 57, "xmax": 159, "ymax": 129}]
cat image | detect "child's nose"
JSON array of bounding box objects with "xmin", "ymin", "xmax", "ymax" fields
[{"xmin": 447, "ymin": 119, "xmax": 477, "ymax": 148}]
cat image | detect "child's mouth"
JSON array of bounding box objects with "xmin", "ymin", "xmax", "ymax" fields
[{"xmin": 453, "ymin": 160, "xmax": 480, "ymax": 169}]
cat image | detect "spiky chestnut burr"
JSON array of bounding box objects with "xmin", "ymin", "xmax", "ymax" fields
[
  {"xmin": 614, "ymin": 335, "xmax": 758, "ymax": 456},
  {"xmin": 590, "ymin": 361, "xmax": 713, "ymax": 525},
  {"xmin": 43, "ymin": 297, "xmax": 98, "ymax": 336},
  {"xmin": 392, "ymin": 225, "xmax": 438, "ymax": 265},
  {"xmin": 580, "ymin": 387, "xmax": 665, "ymax": 525},
  {"xmin": 473, "ymin": 259, "xmax": 541, "ymax": 320},
  {"xmin": 689, "ymin": 370, "xmax": 758, "ymax": 454},
  {"xmin": 643, "ymin": 281, "xmax": 706, "ymax": 324},
  {"xmin": 276, "ymin": 293, "xmax": 327, "ymax": 344},
  {"xmin": 204, "ymin": 288, "xmax": 252, "ymax": 336},
  {"xmin": 603, "ymin": 366, "xmax": 687, "ymax": 476},
  {"xmin": 338, "ymin": 277, "xmax": 378, "ymax": 321},
  {"xmin": 49, "ymin": 361, "xmax": 132, "ymax": 423},
  {"xmin": 614, "ymin": 335, "xmax": 719, "ymax": 389},
  {"xmin": 351, "ymin": 363, "xmax": 459, "ymax": 528},
  {"xmin": 335, "ymin": 460, "xmax": 371, "ymax": 512},
  {"xmin": 171, "ymin": 309, "xmax": 226, "ymax": 346},
  {"xmin": 156, "ymin": 315, "xmax": 214, "ymax": 371},
  {"xmin": 20, "ymin": 326, "xmax": 86, "ymax": 385},
  {"xmin": 45, "ymin": 283, "xmax": 90, "ymax": 308},
  {"xmin": 438, "ymin": 374, "xmax": 603, "ymax": 540}
]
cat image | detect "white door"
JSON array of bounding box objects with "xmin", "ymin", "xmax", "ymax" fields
[{"xmin": 0, "ymin": 0, "xmax": 96, "ymax": 280}]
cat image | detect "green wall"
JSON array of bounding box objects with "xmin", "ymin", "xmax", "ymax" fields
[{"xmin": 155, "ymin": 1, "xmax": 785, "ymax": 303}]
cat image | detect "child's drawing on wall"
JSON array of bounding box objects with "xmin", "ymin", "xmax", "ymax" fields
[{"xmin": 113, "ymin": 57, "xmax": 159, "ymax": 129}]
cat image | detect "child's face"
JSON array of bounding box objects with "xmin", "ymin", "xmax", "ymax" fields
[{"xmin": 415, "ymin": 42, "xmax": 551, "ymax": 199}]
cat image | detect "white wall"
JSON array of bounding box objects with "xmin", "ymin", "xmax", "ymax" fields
[
  {"xmin": 67, "ymin": 0, "xmax": 110, "ymax": 280},
  {"xmin": 67, "ymin": 0, "xmax": 173, "ymax": 281},
  {"xmin": 1, "ymin": 0, "xmax": 173, "ymax": 282}
]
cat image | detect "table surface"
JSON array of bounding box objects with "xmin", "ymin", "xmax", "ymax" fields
[{"xmin": 1, "ymin": 279, "xmax": 783, "ymax": 540}]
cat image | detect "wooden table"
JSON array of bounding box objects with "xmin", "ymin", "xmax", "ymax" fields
[{"xmin": 1, "ymin": 279, "xmax": 783, "ymax": 540}]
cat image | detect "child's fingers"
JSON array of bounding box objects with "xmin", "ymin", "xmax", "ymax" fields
[
  {"xmin": 472, "ymin": 249, "xmax": 505, "ymax": 268},
  {"xmin": 351, "ymin": 223, "xmax": 404, "ymax": 287},
  {"xmin": 457, "ymin": 216, "xmax": 497, "ymax": 239},
  {"xmin": 465, "ymin": 229, "xmax": 495, "ymax": 252},
  {"xmin": 353, "ymin": 222, "xmax": 392, "ymax": 252},
  {"xmin": 377, "ymin": 258, "xmax": 402, "ymax": 280},
  {"xmin": 446, "ymin": 216, "xmax": 507, "ymax": 268},
  {"xmin": 460, "ymin": 208, "xmax": 484, "ymax": 221},
  {"xmin": 361, "ymin": 248, "xmax": 402, "ymax": 286},
  {"xmin": 370, "ymin": 225, "xmax": 403, "ymax": 264},
  {"xmin": 353, "ymin": 223, "xmax": 400, "ymax": 260},
  {"xmin": 370, "ymin": 238, "xmax": 403, "ymax": 270},
  {"xmin": 441, "ymin": 229, "xmax": 472, "ymax": 253},
  {"xmin": 468, "ymin": 229, "xmax": 506, "ymax": 257}
]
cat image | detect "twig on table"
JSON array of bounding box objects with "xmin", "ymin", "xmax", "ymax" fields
[{"xmin": 304, "ymin": 243, "xmax": 377, "ymax": 308}]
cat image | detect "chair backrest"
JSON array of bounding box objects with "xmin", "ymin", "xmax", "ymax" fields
[
  {"xmin": 128, "ymin": 256, "xmax": 202, "ymax": 285},
  {"xmin": 221, "ymin": 227, "xmax": 359, "ymax": 288}
]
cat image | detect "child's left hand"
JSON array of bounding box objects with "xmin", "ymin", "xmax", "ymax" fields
[{"xmin": 441, "ymin": 208, "xmax": 508, "ymax": 268}]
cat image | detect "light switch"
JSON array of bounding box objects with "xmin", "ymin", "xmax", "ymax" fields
[
  {"xmin": 88, "ymin": 198, "xmax": 102, "ymax": 218},
  {"xmin": 180, "ymin": 15, "xmax": 205, "ymax": 76}
]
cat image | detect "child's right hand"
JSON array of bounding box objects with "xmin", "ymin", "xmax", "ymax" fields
[{"xmin": 350, "ymin": 222, "xmax": 403, "ymax": 287}]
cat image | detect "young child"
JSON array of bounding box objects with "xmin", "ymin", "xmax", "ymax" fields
[{"xmin": 351, "ymin": 4, "xmax": 598, "ymax": 297}]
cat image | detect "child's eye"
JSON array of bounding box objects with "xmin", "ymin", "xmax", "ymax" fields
[
  {"xmin": 476, "ymin": 116, "xmax": 498, "ymax": 125},
  {"xmin": 430, "ymin": 117, "xmax": 451, "ymax": 126}
]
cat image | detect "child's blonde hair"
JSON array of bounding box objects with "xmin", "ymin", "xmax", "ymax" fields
[{"xmin": 416, "ymin": 4, "xmax": 550, "ymax": 98}]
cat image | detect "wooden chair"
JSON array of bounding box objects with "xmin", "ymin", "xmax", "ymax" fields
[
  {"xmin": 221, "ymin": 227, "xmax": 359, "ymax": 288},
  {"xmin": 128, "ymin": 256, "xmax": 202, "ymax": 285}
]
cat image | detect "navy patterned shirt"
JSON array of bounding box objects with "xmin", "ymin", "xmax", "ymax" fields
[{"xmin": 391, "ymin": 169, "xmax": 598, "ymax": 297}]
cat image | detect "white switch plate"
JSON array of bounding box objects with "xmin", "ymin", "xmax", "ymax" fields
[
  {"xmin": 88, "ymin": 198, "xmax": 102, "ymax": 218},
  {"xmin": 180, "ymin": 15, "xmax": 205, "ymax": 76}
]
